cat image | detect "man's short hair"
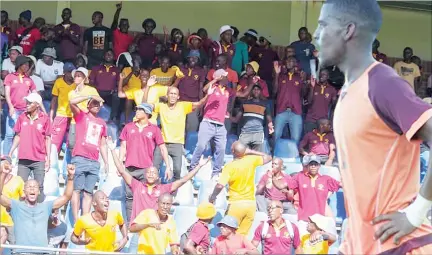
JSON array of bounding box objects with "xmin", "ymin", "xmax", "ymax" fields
[
  {"xmin": 324, "ymin": 0, "xmax": 382, "ymax": 34},
  {"xmin": 1, "ymin": 10, "xmax": 8, "ymax": 18},
  {"xmin": 93, "ymin": 11, "xmax": 103, "ymax": 18}
]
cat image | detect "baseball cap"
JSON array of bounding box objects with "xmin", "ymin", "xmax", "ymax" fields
[
  {"xmin": 217, "ymin": 215, "xmax": 239, "ymax": 229},
  {"xmin": 219, "ymin": 25, "xmax": 234, "ymax": 36},
  {"xmin": 9, "ymin": 46, "xmax": 23, "ymax": 54},
  {"xmin": 72, "ymin": 67, "xmax": 89, "ymax": 78},
  {"xmin": 136, "ymin": 103, "xmax": 153, "ymax": 117},
  {"xmin": 24, "ymin": 92, "xmax": 43, "ymax": 105},
  {"xmin": 63, "ymin": 62, "xmax": 76, "ymax": 73},
  {"xmin": 302, "ymin": 155, "xmax": 320, "ymax": 165}
]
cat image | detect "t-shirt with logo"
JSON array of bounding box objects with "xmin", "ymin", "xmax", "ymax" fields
[
  {"xmin": 14, "ymin": 111, "xmax": 51, "ymax": 162},
  {"xmin": 3, "ymin": 73, "xmax": 36, "ymax": 110},
  {"xmin": 393, "ymin": 61, "xmax": 421, "ymax": 89},
  {"xmin": 119, "ymin": 122, "xmax": 164, "ymax": 169},
  {"xmin": 73, "ymin": 211, "xmax": 124, "ymax": 252},
  {"xmin": 35, "ymin": 59, "xmax": 64, "ymax": 83},
  {"xmin": 15, "ymin": 26, "xmax": 41, "ymax": 55},
  {"xmin": 299, "ymin": 131, "xmax": 336, "ymax": 156},
  {"xmin": 72, "ymin": 110, "xmax": 107, "ymax": 161},
  {"xmin": 84, "ymin": 26, "xmax": 113, "ymax": 64}
]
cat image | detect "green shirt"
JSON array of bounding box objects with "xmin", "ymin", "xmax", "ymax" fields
[{"xmin": 231, "ymin": 41, "xmax": 249, "ymax": 76}]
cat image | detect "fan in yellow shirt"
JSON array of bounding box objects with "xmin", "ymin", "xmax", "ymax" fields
[
  {"xmin": 209, "ymin": 141, "xmax": 272, "ymax": 235},
  {"xmin": 71, "ymin": 191, "xmax": 128, "ymax": 252},
  {"xmin": 300, "ymin": 214, "xmax": 337, "ymax": 254},
  {"xmin": 0, "ymin": 173, "xmax": 25, "ymax": 227},
  {"xmin": 130, "ymin": 193, "xmax": 180, "ymax": 255}
]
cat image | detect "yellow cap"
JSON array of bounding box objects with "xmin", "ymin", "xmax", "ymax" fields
[
  {"xmin": 196, "ymin": 202, "xmax": 217, "ymax": 220},
  {"xmin": 246, "ymin": 61, "xmax": 260, "ymax": 73}
]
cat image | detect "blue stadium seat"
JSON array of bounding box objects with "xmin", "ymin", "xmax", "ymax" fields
[
  {"xmin": 225, "ymin": 134, "xmax": 238, "ymax": 155},
  {"xmin": 284, "ymin": 162, "xmax": 304, "ymax": 175},
  {"xmin": 263, "ymin": 139, "xmax": 271, "ymax": 155},
  {"xmin": 320, "ymin": 165, "xmax": 341, "ymax": 182},
  {"xmin": 43, "ymin": 169, "xmax": 60, "ymax": 197},
  {"xmin": 49, "ymin": 144, "xmax": 59, "ymax": 171},
  {"xmin": 98, "ymin": 174, "xmax": 124, "ymax": 201},
  {"xmin": 98, "ymin": 105, "xmax": 111, "ymax": 122},
  {"xmin": 197, "ymin": 180, "xmax": 228, "ymax": 210},
  {"xmin": 174, "ymin": 180, "xmax": 195, "ymax": 206},
  {"xmin": 193, "ymin": 159, "xmax": 213, "ymax": 189},
  {"xmin": 61, "ymin": 147, "xmax": 72, "ymax": 181},
  {"xmin": 340, "ymin": 218, "xmax": 348, "ymax": 244},
  {"xmin": 106, "ymin": 122, "xmax": 119, "ymax": 145},
  {"xmin": 43, "ymin": 100, "xmax": 51, "ymax": 115},
  {"xmin": 254, "ymin": 163, "xmax": 271, "ymax": 185},
  {"xmin": 274, "ymin": 139, "xmax": 299, "ymax": 159},
  {"xmin": 336, "ymin": 190, "xmax": 346, "ymax": 223}
]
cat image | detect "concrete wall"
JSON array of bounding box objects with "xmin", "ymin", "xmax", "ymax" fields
[{"xmin": 1, "ymin": 1, "xmax": 431, "ymax": 60}]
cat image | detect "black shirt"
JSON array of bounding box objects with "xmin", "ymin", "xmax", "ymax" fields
[
  {"xmin": 32, "ymin": 40, "xmax": 62, "ymax": 60},
  {"xmin": 84, "ymin": 26, "xmax": 112, "ymax": 62}
]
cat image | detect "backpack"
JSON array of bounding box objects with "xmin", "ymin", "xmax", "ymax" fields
[{"xmin": 261, "ymin": 219, "xmax": 294, "ymax": 244}]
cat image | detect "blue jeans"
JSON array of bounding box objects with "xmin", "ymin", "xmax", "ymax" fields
[
  {"xmin": 420, "ymin": 150, "xmax": 429, "ymax": 184},
  {"xmin": 190, "ymin": 121, "xmax": 227, "ymax": 175},
  {"xmin": 2, "ymin": 109, "xmax": 24, "ymax": 156},
  {"xmin": 274, "ymin": 110, "xmax": 303, "ymax": 145}
]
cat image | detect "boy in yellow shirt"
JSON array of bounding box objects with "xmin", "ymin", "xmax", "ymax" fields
[
  {"xmin": 50, "ymin": 63, "xmax": 76, "ymax": 153},
  {"xmin": 71, "ymin": 190, "xmax": 128, "ymax": 252},
  {"xmin": 300, "ymin": 213, "xmax": 337, "ymax": 254}
]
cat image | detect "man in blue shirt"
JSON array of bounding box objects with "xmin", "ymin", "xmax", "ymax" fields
[
  {"xmin": 290, "ymin": 27, "xmax": 316, "ymax": 75},
  {"xmin": 0, "ymin": 157, "xmax": 75, "ymax": 253}
]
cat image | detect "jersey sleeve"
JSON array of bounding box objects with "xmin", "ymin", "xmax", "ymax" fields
[
  {"xmin": 187, "ymin": 223, "xmax": 205, "ymax": 245},
  {"xmin": 368, "ymin": 66, "xmax": 432, "ymax": 141},
  {"xmin": 292, "ymin": 223, "xmax": 301, "ymax": 249},
  {"xmin": 52, "ymin": 79, "xmax": 61, "ymax": 96},
  {"xmin": 182, "ymin": 102, "xmax": 193, "ymax": 115},
  {"xmin": 327, "ymin": 176, "xmax": 341, "ymax": 192},
  {"xmin": 116, "ymin": 211, "xmax": 124, "ymax": 226},
  {"xmin": 153, "ymin": 127, "xmax": 165, "ymax": 145},
  {"xmin": 73, "ymin": 217, "xmax": 85, "ymax": 236},
  {"xmin": 252, "ymin": 222, "xmax": 264, "ymax": 242},
  {"xmin": 299, "ymin": 132, "xmax": 310, "ymax": 150}
]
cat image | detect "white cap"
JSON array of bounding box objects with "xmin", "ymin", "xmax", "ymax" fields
[
  {"xmin": 219, "ymin": 25, "xmax": 234, "ymax": 36},
  {"xmin": 9, "ymin": 45, "xmax": 23, "ymax": 54},
  {"xmin": 72, "ymin": 67, "xmax": 89, "ymax": 78},
  {"xmin": 26, "ymin": 55, "xmax": 37, "ymax": 67},
  {"xmin": 24, "ymin": 92, "xmax": 43, "ymax": 105},
  {"xmin": 309, "ymin": 214, "xmax": 337, "ymax": 236}
]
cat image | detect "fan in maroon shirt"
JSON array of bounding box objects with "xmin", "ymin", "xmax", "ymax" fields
[
  {"xmin": 252, "ymin": 35, "xmax": 279, "ymax": 96},
  {"xmin": 304, "ymin": 69, "xmax": 337, "ymax": 132},
  {"xmin": 135, "ymin": 18, "xmax": 160, "ymax": 65},
  {"xmin": 372, "ymin": 39, "xmax": 387, "ymax": 65},
  {"xmin": 53, "ymin": 8, "xmax": 81, "ymax": 62},
  {"xmin": 164, "ymin": 27, "xmax": 185, "ymax": 67}
]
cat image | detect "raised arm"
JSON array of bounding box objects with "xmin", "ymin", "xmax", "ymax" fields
[
  {"xmin": 107, "ymin": 137, "xmax": 133, "ymax": 186},
  {"xmin": 245, "ymin": 148, "xmax": 272, "ymax": 165},
  {"xmin": 69, "ymin": 95, "xmax": 104, "ymax": 115},
  {"xmin": 171, "ymin": 157, "xmax": 211, "ymax": 191},
  {"xmin": 191, "ymin": 84, "xmax": 215, "ymax": 110},
  {"xmin": 111, "ymin": 2, "xmax": 122, "ymax": 30},
  {"xmin": 52, "ymin": 164, "xmax": 75, "ymax": 209},
  {"xmin": 0, "ymin": 160, "xmax": 12, "ymax": 209}
]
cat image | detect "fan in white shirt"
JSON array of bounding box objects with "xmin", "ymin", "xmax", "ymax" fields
[
  {"xmin": 35, "ymin": 48, "xmax": 64, "ymax": 92},
  {"xmin": 1, "ymin": 46, "xmax": 23, "ymax": 79}
]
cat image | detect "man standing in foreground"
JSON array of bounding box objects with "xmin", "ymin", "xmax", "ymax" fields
[
  {"xmin": 314, "ymin": 0, "xmax": 432, "ymax": 254},
  {"xmin": 0, "ymin": 159, "xmax": 75, "ymax": 253}
]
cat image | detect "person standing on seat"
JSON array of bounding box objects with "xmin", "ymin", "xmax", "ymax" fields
[
  {"xmin": 142, "ymin": 83, "xmax": 214, "ymax": 181},
  {"xmin": 209, "ymin": 141, "xmax": 272, "ymax": 235}
]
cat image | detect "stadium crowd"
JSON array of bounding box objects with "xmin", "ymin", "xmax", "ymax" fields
[{"xmin": 0, "ymin": 2, "xmax": 431, "ymax": 254}]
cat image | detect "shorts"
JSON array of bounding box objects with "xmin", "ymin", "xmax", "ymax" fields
[{"xmin": 71, "ymin": 156, "xmax": 100, "ymax": 193}]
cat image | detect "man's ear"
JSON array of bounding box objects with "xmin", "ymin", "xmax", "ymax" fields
[{"xmin": 344, "ymin": 23, "xmax": 356, "ymax": 41}]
